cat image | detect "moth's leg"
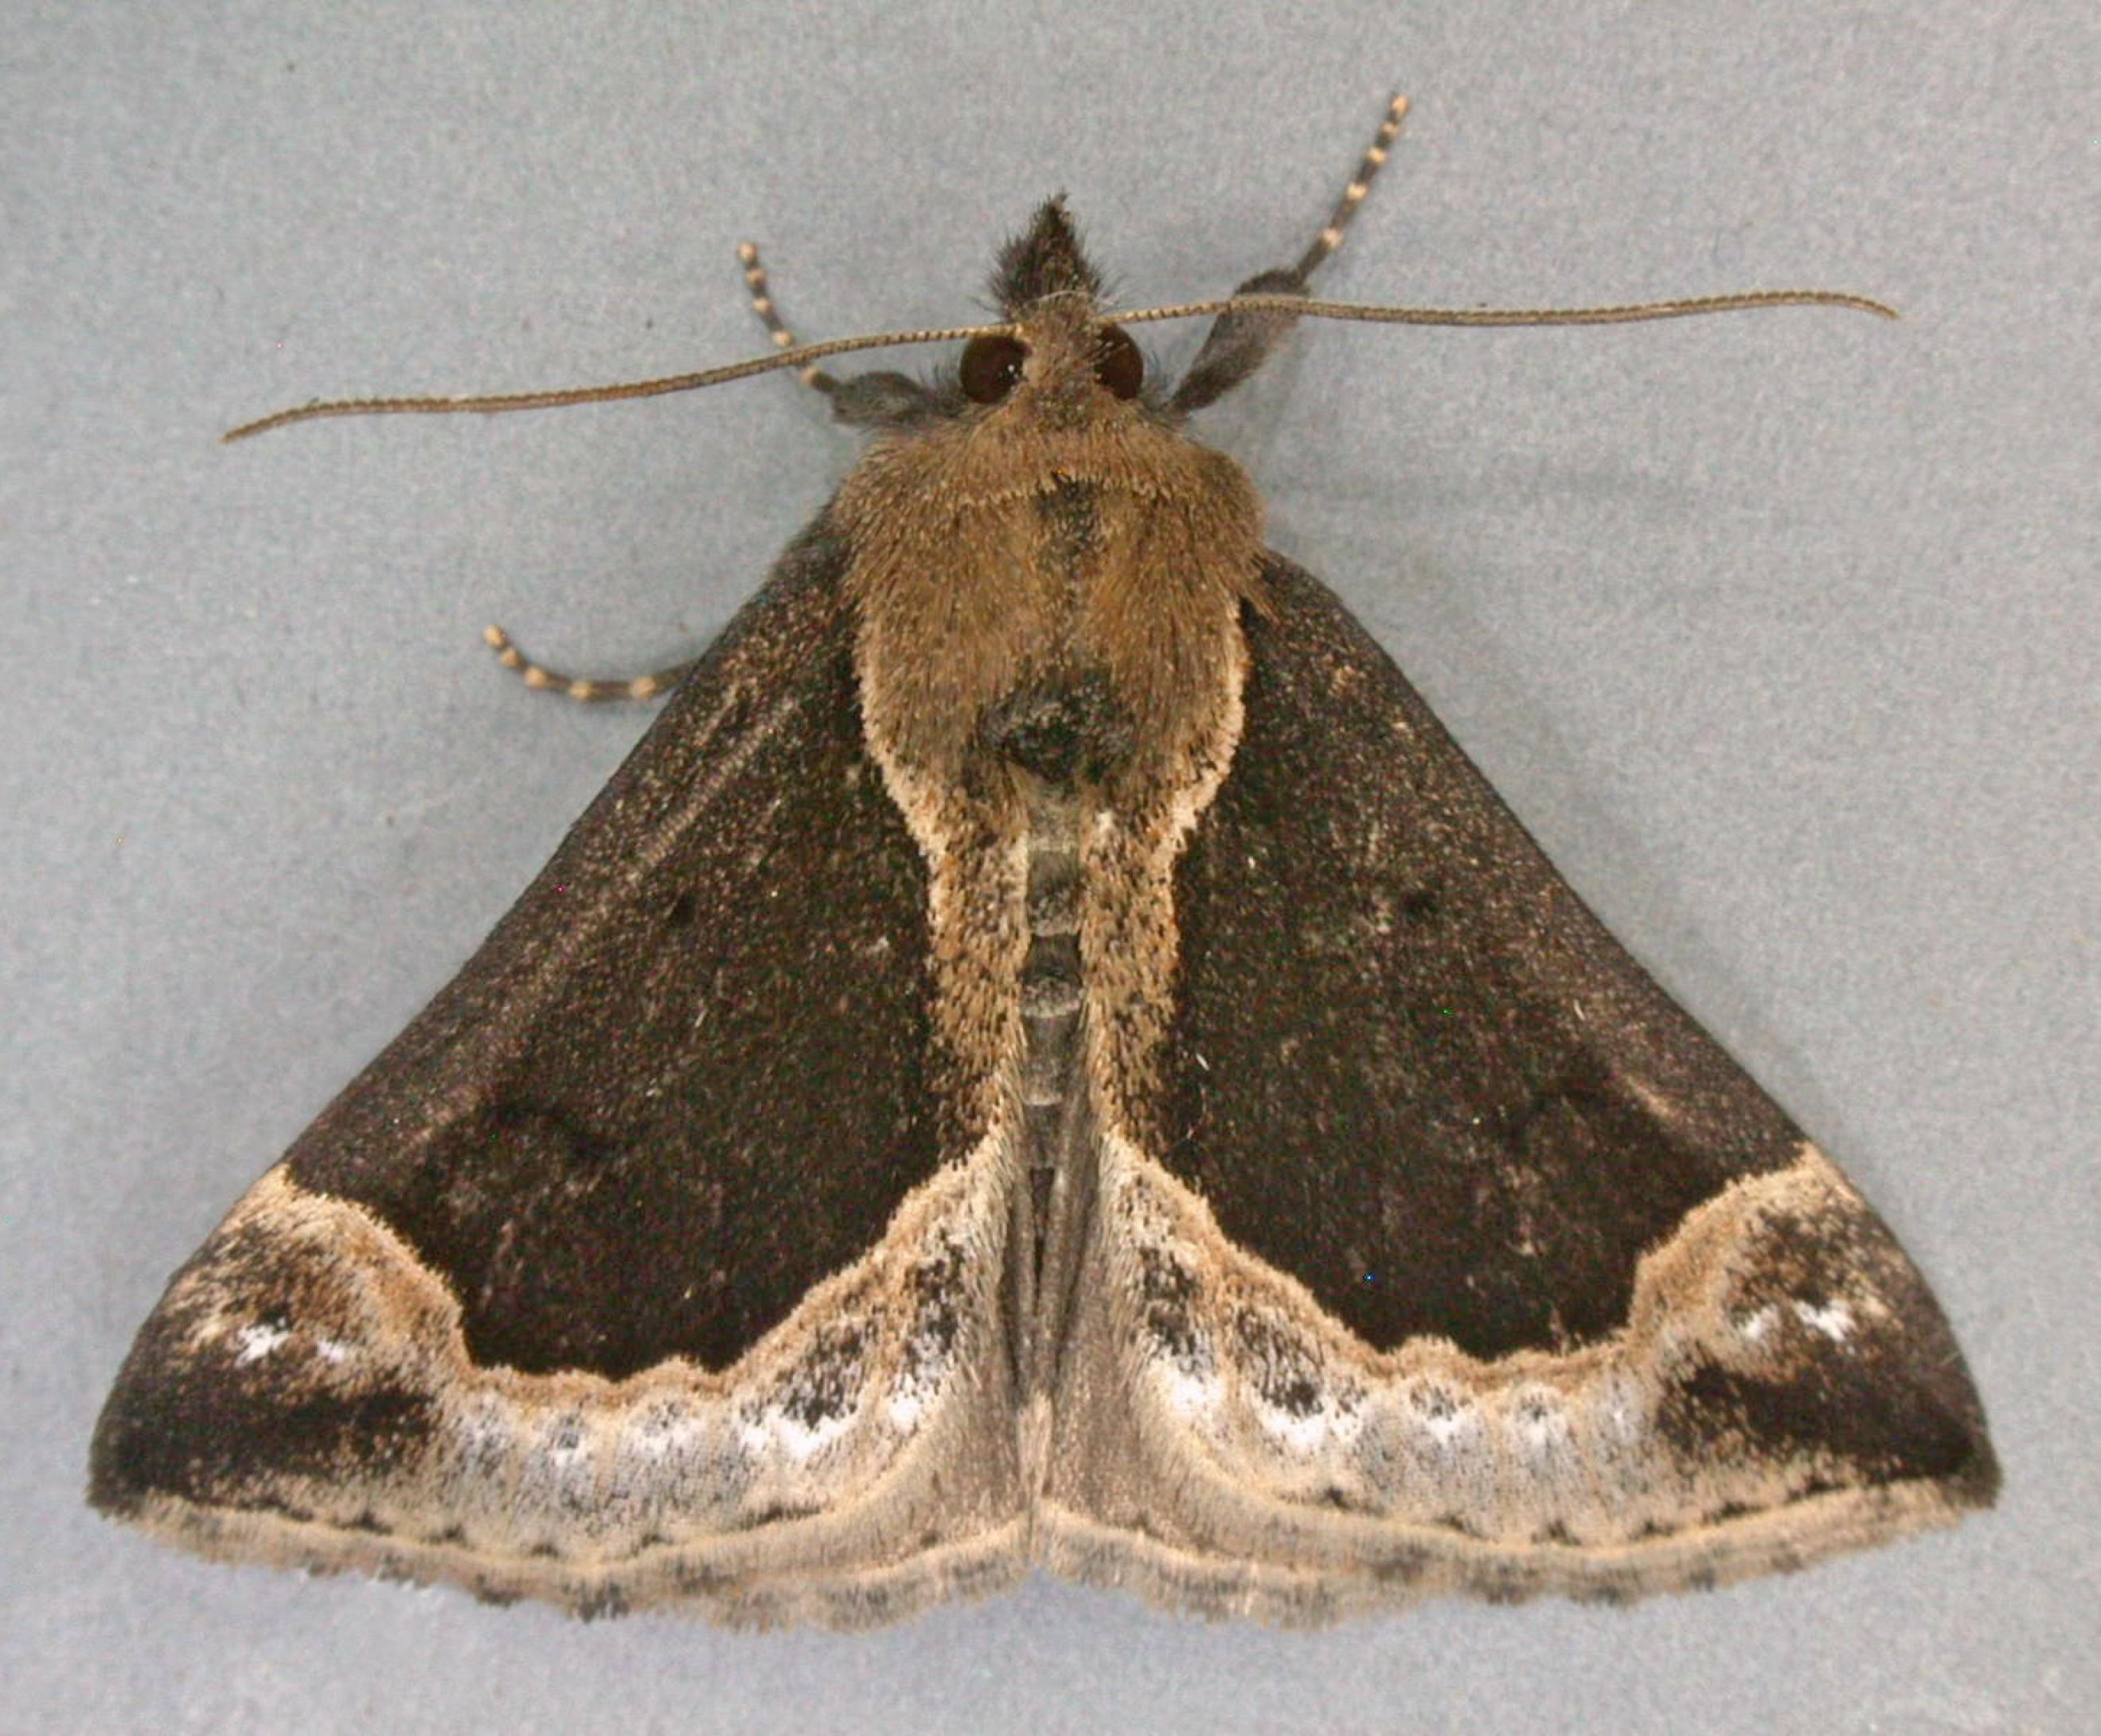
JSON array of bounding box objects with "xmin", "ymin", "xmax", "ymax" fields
[
  {"xmin": 481, "ymin": 624, "xmax": 694, "ymax": 702},
  {"xmin": 737, "ymin": 242, "xmax": 840, "ymax": 397},
  {"xmin": 740, "ymin": 241, "xmax": 941, "ymax": 431},
  {"xmin": 1170, "ymin": 92, "xmax": 1410, "ymax": 414}
]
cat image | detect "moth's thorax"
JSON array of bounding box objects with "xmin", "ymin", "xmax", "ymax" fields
[{"xmin": 836, "ymin": 378, "xmax": 1264, "ymax": 797}]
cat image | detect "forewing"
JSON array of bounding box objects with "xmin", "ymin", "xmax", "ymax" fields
[
  {"xmin": 91, "ymin": 525, "xmax": 1025, "ymax": 1622},
  {"xmin": 1043, "ymin": 555, "xmax": 1995, "ymax": 1617}
]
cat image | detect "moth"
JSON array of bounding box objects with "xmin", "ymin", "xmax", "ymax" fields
[{"xmin": 92, "ymin": 96, "xmax": 1996, "ymax": 1625}]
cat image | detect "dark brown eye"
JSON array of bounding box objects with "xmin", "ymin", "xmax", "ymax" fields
[
  {"xmin": 1092, "ymin": 324, "xmax": 1143, "ymax": 399},
  {"xmin": 959, "ymin": 334, "xmax": 1029, "ymax": 404}
]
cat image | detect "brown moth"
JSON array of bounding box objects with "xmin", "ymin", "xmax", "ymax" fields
[{"xmin": 90, "ymin": 96, "xmax": 1995, "ymax": 1624}]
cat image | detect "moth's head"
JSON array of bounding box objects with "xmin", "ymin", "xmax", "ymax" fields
[
  {"xmin": 964, "ymin": 200, "xmax": 1147, "ymax": 429},
  {"xmin": 834, "ymin": 200, "xmax": 1152, "ymax": 435}
]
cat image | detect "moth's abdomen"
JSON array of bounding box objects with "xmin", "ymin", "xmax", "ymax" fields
[
  {"xmin": 1000, "ymin": 771, "xmax": 1097, "ymax": 1401},
  {"xmin": 1018, "ymin": 780, "xmax": 1085, "ymax": 1117}
]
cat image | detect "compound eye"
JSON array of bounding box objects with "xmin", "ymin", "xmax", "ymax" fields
[
  {"xmin": 1093, "ymin": 325, "xmax": 1143, "ymax": 400},
  {"xmin": 959, "ymin": 334, "xmax": 1029, "ymax": 404}
]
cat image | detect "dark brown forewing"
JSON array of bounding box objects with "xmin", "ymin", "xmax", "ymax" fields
[
  {"xmin": 1166, "ymin": 560, "xmax": 1987, "ymax": 1465},
  {"xmin": 160, "ymin": 524, "xmax": 936, "ymax": 1382}
]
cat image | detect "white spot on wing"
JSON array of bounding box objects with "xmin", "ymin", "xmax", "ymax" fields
[
  {"xmin": 1793, "ymin": 1299, "xmax": 1856, "ymax": 1343},
  {"xmin": 740, "ymin": 1403, "xmax": 853, "ymax": 1466},
  {"xmin": 541, "ymin": 1413, "xmax": 592, "ymax": 1468},
  {"xmin": 1736, "ymin": 1305, "xmax": 1781, "ymax": 1345},
  {"xmin": 1422, "ymin": 1408, "xmax": 1471, "ymax": 1448},
  {"xmin": 232, "ymin": 1321, "xmax": 290, "ymax": 1365},
  {"xmin": 1259, "ymin": 1392, "xmax": 1363, "ymax": 1458},
  {"xmin": 1513, "ymin": 1394, "xmax": 1572, "ymax": 1455},
  {"xmin": 884, "ymin": 1349, "xmax": 948, "ymax": 1434},
  {"xmin": 1158, "ymin": 1363, "xmax": 1222, "ymax": 1418},
  {"xmin": 1410, "ymin": 1388, "xmax": 1482, "ymax": 1453}
]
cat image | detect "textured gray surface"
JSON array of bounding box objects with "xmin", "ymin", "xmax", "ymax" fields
[{"xmin": 5, "ymin": 3, "xmax": 2093, "ymax": 1732}]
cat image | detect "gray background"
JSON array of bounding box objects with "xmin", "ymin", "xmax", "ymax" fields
[{"xmin": 6, "ymin": 3, "xmax": 2093, "ymax": 1732}]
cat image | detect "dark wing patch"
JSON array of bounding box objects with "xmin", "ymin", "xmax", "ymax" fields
[
  {"xmin": 1167, "ymin": 556, "xmax": 1810, "ymax": 1360},
  {"xmin": 262, "ymin": 523, "xmax": 937, "ymax": 1377}
]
